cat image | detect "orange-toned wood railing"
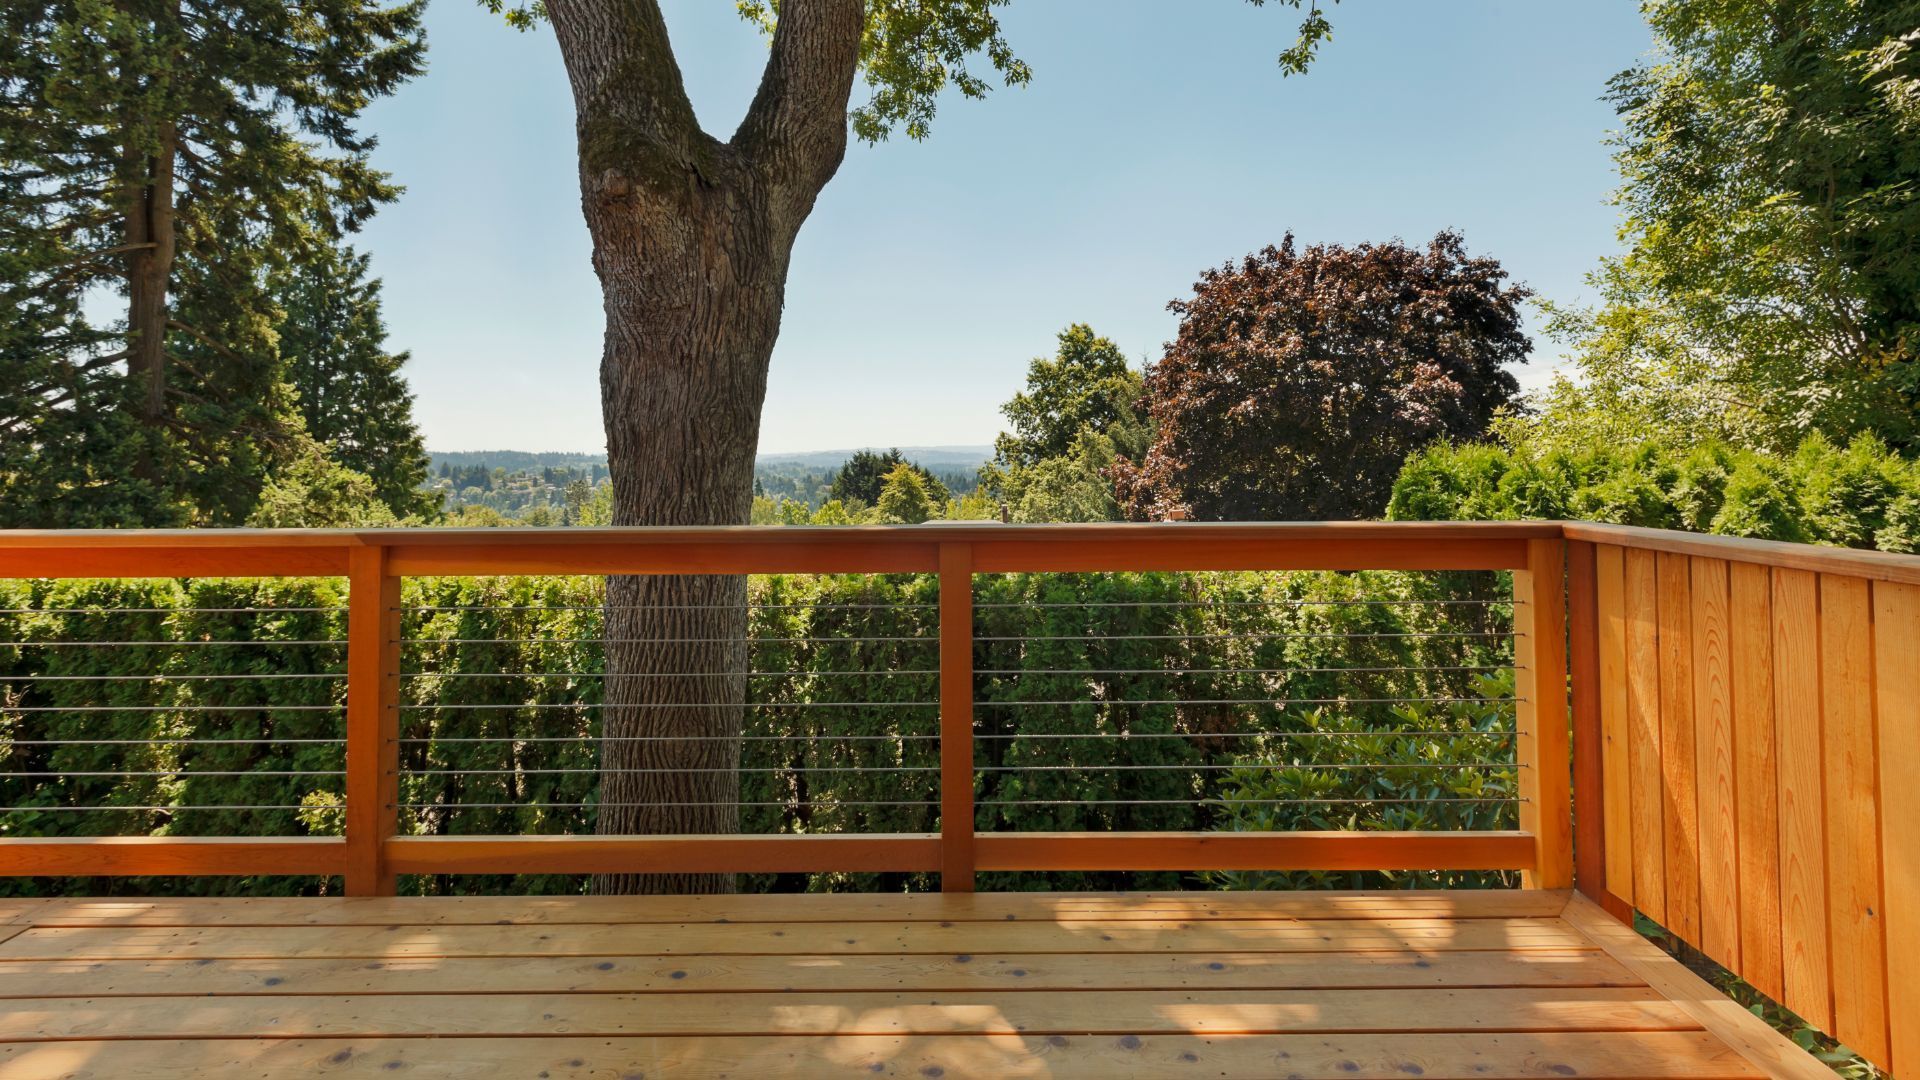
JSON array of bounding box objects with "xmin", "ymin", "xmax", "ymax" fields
[
  {"xmin": 1565, "ymin": 523, "xmax": 1920, "ymax": 1075},
  {"xmin": 0, "ymin": 522, "xmax": 1562, "ymax": 892}
]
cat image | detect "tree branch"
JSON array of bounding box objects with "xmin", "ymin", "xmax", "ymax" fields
[
  {"xmin": 732, "ymin": 0, "xmax": 864, "ymax": 212},
  {"xmin": 544, "ymin": 0, "xmax": 709, "ymax": 181}
]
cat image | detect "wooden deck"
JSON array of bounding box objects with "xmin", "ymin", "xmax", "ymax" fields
[{"xmin": 0, "ymin": 890, "xmax": 1827, "ymax": 1079}]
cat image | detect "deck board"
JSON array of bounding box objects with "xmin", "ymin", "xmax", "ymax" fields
[{"xmin": 0, "ymin": 891, "xmax": 1826, "ymax": 1079}]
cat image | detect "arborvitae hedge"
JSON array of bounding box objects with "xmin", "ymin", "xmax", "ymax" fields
[
  {"xmin": 1, "ymin": 570, "xmax": 1517, "ymax": 896},
  {"xmin": 1389, "ymin": 433, "xmax": 1920, "ymax": 552}
]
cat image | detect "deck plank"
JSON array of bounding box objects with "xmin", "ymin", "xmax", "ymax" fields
[
  {"xmin": 0, "ymin": 948, "xmax": 1639, "ymax": 997},
  {"xmin": 0, "ymin": 918, "xmax": 1588, "ymax": 960},
  {"xmin": 0, "ymin": 1031, "xmax": 1766, "ymax": 1079},
  {"xmin": 0, "ymin": 892, "xmax": 1834, "ymax": 1078},
  {"xmin": 0, "ymin": 987, "xmax": 1699, "ymax": 1040},
  {"xmin": 0, "ymin": 890, "xmax": 1571, "ymax": 928},
  {"xmin": 1560, "ymin": 894, "xmax": 1834, "ymax": 1080}
]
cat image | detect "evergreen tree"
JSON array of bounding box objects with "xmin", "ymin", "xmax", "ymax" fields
[
  {"xmin": 0, "ymin": 0, "xmax": 426, "ymax": 525},
  {"xmin": 274, "ymin": 242, "xmax": 436, "ymax": 519},
  {"xmin": 874, "ymin": 462, "xmax": 935, "ymax": 524}
]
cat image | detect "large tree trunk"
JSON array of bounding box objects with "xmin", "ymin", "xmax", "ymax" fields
[
  {"xmin": 546, "ymin": 0, "xmax": 862, "ymax": 894},
  {"xmin": 589, "ymin": 186, "xmax": 787, "ymax": 894}
]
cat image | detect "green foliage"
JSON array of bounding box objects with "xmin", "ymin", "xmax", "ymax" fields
[
  {"xmin": 1542, "ymin": 0, "xmax": 1920, "ymax": 450},
  {"xmin": 1389, "ymin": 433, "xmax": 1920, "ymax": 553},
  {"xmin": 1, "ymin": 568, "xmax": 1515, "ymax": 897},
  {"xmin": 275, "ymin": 243, "xmax": 437, "ymax": 520},
  {"xmin": 874, "ymin": 462, "xmax": 936, "ymax": 523},
  {"xmin": 0, "ymin": 0, "xmax": 428, "ymax": 526},
  {"xmin": 1116, "ymin": 232, "xmax": 1531, "ymax": 521},
  {"xmin": 991, "ymin": 325, "xmax": 1143, "ymax": 471},
  {"xmin": 246, "ymin": 445, "xmax": 402, "ymax": 528},
  {"xmin": 829, "ymin": 449, "xmax": 948, "ymax": 508}
]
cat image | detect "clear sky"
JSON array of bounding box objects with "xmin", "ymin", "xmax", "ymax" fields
[{"xmin": 353, "ymin": 1, "xmax": 1652, "ymax": 454}]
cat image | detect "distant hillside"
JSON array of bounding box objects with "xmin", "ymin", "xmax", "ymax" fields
[
  {"xmin": 430, "ymin": 446, "xmax": 993, "ymax": 474},
  {"xmin": 754, "ymin": 446, "xmax": 993, "ymax": 471},
  {"xmin": 429, "ymin": 450, "xmax": 607, "ymax": 473}
]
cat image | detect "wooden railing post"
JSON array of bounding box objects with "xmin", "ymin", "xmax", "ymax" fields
[
  {"xmin": 346, "ymin": 544, "xmax": 401, "ymax": 895},
  {"xmin": 1514, "ymin": 537, "xmax": 1574, "ymax": 889},
  {"xmin": 938, "ymin": 542, "xmax": 976, "ymax": 892}
]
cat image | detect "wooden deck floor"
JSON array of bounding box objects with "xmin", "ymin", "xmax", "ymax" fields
[{"xmin": 0, "ymin": 890, "xmax": 1827, "ymax": 1079}]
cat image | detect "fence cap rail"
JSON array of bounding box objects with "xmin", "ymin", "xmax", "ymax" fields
[
  {"xmin": 0, "ymin": 520, "xmax": 1565, "ymax": 549},
  {"xmin": 1563, "ymin": 521, "xmax": 1920, "ymax": 586}
]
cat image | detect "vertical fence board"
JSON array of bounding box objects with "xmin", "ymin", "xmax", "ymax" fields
[
  {"xmin": 1873, "ymin": 580, "xmax": 1920, "ymax": 1075},
  {"xmin": 1569, "ymin": 541, "xmax": 1605, "ymax": 903},
  {"xmin": 1656, "ymin": 551, "xmax": 1700, "ymax": 942},
  {"xmin": 1689, "ymin": 557, "xmax": 1740, "ymax": 970},
  {"xmin": 1625, "ymin": 548, "xmax": 1666, "ymax": 922},
  {"xmin": 1729, "ymin": 560, "xmax": 1783, "ymax": 1001},
  {"xmin": 1817, "ymin": 574, "xmax": 1888, "ymax": 1066},
  {"xmin": 1772, "ymin": 567, "xmax": 1832, "ymax": 1034},
  {"xmin": 1596, "ymin": 544, "xmax": 1633, "ymax": 906}
]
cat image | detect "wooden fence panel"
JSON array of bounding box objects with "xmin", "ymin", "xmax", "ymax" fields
[{"xmin": 1588, "ymin": 550, "xmax": 1920, "ymax": 1073}]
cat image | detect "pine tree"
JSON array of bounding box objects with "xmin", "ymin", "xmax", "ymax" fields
[
  {"xmin": 0, "ymin": 0, "xmax": 426, "ymax": 525},
  {"xmin": 274, "ymin": 243, "xmax": 436, "ymax": 519}
]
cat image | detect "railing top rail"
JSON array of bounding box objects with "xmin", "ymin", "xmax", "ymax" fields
[
  {"xmin": 1564, "ymin": 521, "xmax": 1920, "ymax": 586},
  {"xmin": 2, "ymin": 522, "xmax": 1915, "ymax": 582},
  {"xmin": 0, "ymin": 520, "xmax": 1565, "ymax": 548}
]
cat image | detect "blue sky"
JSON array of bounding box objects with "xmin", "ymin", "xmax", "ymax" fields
[{"xmin": 355, "ymin": 1, "xmax": 1652, "ymax": 454}]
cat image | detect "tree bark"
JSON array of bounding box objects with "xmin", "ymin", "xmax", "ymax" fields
[
  {"xmin": 124, "ymin": 120, "xmax": 176, "ymax": 428},
  {"xmin": 544, "ymin": 0, "xmax": 862, "ymax": 894}
]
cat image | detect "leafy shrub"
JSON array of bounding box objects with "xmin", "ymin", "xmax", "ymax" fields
[{"xmin": 1389, "ymin": 432, "xmax": 1920, "ymax": 552}]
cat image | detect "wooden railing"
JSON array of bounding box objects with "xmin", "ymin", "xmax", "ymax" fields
[
  {"xmin": 6, "ymin": 520, "xmax": 1918, "ymax": 1070},
  {"xmin": 1564, "ymin": 524, "xmax": 1920, "ymax": 1075},
  {"xmin": 0, "ymin": 522, "xmax": 1561, "ymax": 891}
]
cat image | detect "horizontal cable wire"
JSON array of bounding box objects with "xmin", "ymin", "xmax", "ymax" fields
[
  {"xmin": 0, "ymin": 704, "xmax": 342, "ymax": 713},
  {"xmin": 982, "ymin": 797, "xmax": 1521, "ymax": 806},
  {"xmin": 972, "ymin": 762, "xmax": 1516, "ymax": 772},
  {"xmin": 401, "ymin": 730, "xmax": 940, "ymax": 737},
  {"xmin": 395, "ymin": 702, "xmax": 940, "ymax": 711},
  {"xmin": 972, "ymin": 730, "xmax": 1514, "ymax": 740},
  {"xmin": 973, "ymin": 631, "xmax": 1511, "ymax": 642},
  {"xmin": 972, "ymin": 598, "xmax": 1504, "ymax": 609},
  {"xmin": 976, "ymin": 697, "xmax": 1518, "ymax": 707},
  {"xmin": 0, "ymin": 804, "xmax": 341, "ymax": 812},
  {"xmin": 400, "ymin": 602, "xmax": 938, "ymax": 613},
  {"xmin": 5, "ymin": 738, "xmax": 344, "ymax": 746},
  {"xmin": 4, "ymin": 770, "xmax": 344, "ymax": 778},
  {"xmin": 0, "ymin": 607, "xmax": 342, "ymax": 615},
  {"xmin": 975, "ymin": 665, "xmax": 1513, "ymax": 676},
  {"xmin": 399, "ymin": 637, "xmax": 935, "ymax": 646},
  {"xmin": 2, "ymin": 672, "xmax": 343, "ymax": 682},
  {"xmin": 403, "ymin": 765, "xmax": 939, "ymax": 776},
  {"xmin": 395, "ymin": 800, "xmax": 937, "ymax": 810},
  {"xmin": 397, "ymin": 670, "xmax": 937, "ymax": 679},
  {"xmin": 3, "ymin": 640, "xmax": 345, "ymax": 648}
]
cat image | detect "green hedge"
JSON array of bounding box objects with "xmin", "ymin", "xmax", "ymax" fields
[
  {"xmin": 1, "ymin": 570, "xmax": 1518, "ymax": 896},
  {"xmin": 1388, "ymin": 433, "xmax": 1920, "ymax": 552}
]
